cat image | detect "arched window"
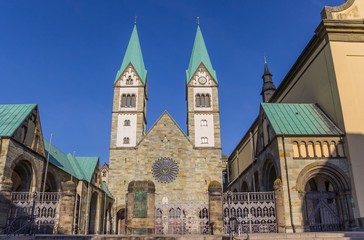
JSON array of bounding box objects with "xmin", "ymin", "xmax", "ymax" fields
[
  {"xmin": 201, "ymin": 137, "xmax": 208, "ymax": 144},
  {"xmin": 330, "ymin": 141, "xmax": 338, "ymax": 157},
  {"xmin": 200, "ymin": 94, "xmax": 205, "ymax": 107},
  {"xmin": 205, "ymin": 94, "xmax": 210, "ymax": 107},
  {"xmin": 201, "ymin": 119, "xmax": 207, "ymax": 126},
  {"xmin": 300, "ymin": 141, "xmax": 307, "ymax": 158},
  {"xmin": 322, "ymin": 141, "xmax": 330, "ymax": 157},
  {"xmin": 307, "ymin": 142, "xmax": 314, "ymax": 158},
  {"xmin": 196, "ymin": 93, "xmax": 211, "ymax": 107},
  {"xmin": 315, "ymin": 141, "xmax": 322, "ymax": 157},
  {"xmin": 122, "ymin": 94, "xmax": 127, "ymax": 107},
  {"xmin": 126, "ymin": 94, "xmax": 131, "ymax": 107},
  {"xmin": 131, "ymin": 94, "xmax": 136, "ymax": 107},
  {"xmin": 337, "ymin": 141, "xmax": 345, "ymax": 157},
  {"xmin": 124, "ymin": 120, "xmax": 130, "ymax": 126},
  {"xmin": 123, "ymin": 137, "xmax": 130, "ymax": 144},
  {"xmin": 102, "ymin": 171, "xmax": 107, "ymax": 177},
  {"xmin": 121, "ymin": 94, "xmax": 136, "ymax": 108},
  {"xmin": 293, "ymin": 142, "xmax": 300, "ymax": 158},
  {"xmin": 196, "ymin": 94, "xmax": 201, "ymax": 107}
]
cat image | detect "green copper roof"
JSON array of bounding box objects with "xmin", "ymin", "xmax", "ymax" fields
[
  {"xmin": 0, "ymin": 104, "xmax": 37, "ymax": 137},
  {"xmin": 44, "ymin": 140, "xmax": 99, "ymax": 182},
  {"xmin": 102, "ymin": 182, "xmax": 113, "ymax": 199},
  {"xmin": 186, "ymin": 26, "xmax": 217, "ymax": 83},
  {"xmin": 114, "ymin": 25, "xmax": 147, "ymax": 84},
  {"xmin": 261, "ymin": 103, "xmax": 343, "ymax": 136}
]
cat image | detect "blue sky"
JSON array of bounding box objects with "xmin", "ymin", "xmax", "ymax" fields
[{"xmin": 0, "ymin": 0, "xmax": 345, "ymax": 164}]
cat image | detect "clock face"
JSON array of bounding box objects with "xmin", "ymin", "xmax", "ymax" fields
[{"xmin": 198, "ymin": 77, "xmax": 207, "ymax": 85}]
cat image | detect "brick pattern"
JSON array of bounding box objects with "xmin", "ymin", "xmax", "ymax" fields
[{"xmin": 109, "ymin": 112, "xmax": 222, "ymax": 207}]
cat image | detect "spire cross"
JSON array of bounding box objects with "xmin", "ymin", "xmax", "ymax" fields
[
  {"xmin": 134, "ymin": 16, "xmax": 138, "ymax": 25},
  {"xmin": 195, "ymin": 16, "xmax": 200, "ymax": 25}
]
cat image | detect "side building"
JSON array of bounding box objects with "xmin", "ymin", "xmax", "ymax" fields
[
  {"xmin": 226, "ymin": 0, "xmax": 364, "ymax": 233},
  {"xmin": 0, "ymin": 104, "xmax": 113, "ymax": 235}
]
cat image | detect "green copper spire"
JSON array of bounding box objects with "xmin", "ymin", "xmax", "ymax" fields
[
  {"xmin": 114, "ymin": 25, "xmax": 147, "ymax": 84},
  {"xmin": 186, "ymin": 25, "xmax": 217, "ymax": 83}
]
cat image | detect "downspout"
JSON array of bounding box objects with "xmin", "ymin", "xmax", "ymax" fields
[
  {"xmin": 103, "ymin": 191, "xmax": 106, "ymax": 234},
  {"xmin": 226, "ymin": 161, "xmax": 230, "ymax": 187},
  {"xmin": 84, "ymin": 181, "xmax": 91, "ymax": 234},
  {"xmin": 282, "ymin": 135, "xmax": 295, "ymax": 233},
  {"xmin": 0, "ymin": 137, "xmax": 2, "ymax": 159},
  {"xmin": 237, "ymin": 151, "xmax": 240, "ymax": 191},
  {"xmin": 250, "ymin": 131, "xmax": 256, "ymax": 192}
]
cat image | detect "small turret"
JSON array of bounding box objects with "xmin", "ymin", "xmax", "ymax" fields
[{"xmin": 261, "ymin": 57, "xmax": 276, "ymax": 102}]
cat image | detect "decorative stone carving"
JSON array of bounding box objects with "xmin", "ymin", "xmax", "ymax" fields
[{"xmin": 152, "ymin": 158, "xmax": 179, "ymax": 183}]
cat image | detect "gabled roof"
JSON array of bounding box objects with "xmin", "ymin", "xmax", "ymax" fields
[
  {"xmin": 114, "ymin": 25, "xmax": 147, "ymax": 84},
  {"xmin": 137, "ymin": 111, "xmax": 192, "ymax": 147},
  {"xmin": 186, "ymin": 26, "xmax": 217, "ymax": 83},
  {"xmin": 261, "ymin": 103, "xmax": 344, "ymax": 136},
  {"xmin": 44, "ymin": 140, "xmax": 99, "ymax": 182},
  {"xmin": 0, "ymin": 104, "xmax": 37, "ymax": 137}
]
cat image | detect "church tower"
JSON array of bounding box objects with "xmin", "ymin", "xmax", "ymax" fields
[
  {"xmin": 261, "ymin": 58, "xmax": 276, "ymax": 102},
  {"xmin": 110, "ymin": 24, "xmax": 147, "ymax": 148},
  {"xmin": 186, "ymin": 25, "xmax": 221, "ymax": 149}
]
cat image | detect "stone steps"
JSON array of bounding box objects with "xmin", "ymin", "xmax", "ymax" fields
[
  {"xmin": 1, "ymin": 232, "xmax": 364, "ymax": 240},
  {"xmin": 234, "ymin": 232, "xmax": 364, "ymax": 240}
]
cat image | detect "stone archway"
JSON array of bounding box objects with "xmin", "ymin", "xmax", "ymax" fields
[
  {"xmin": 11, "ymin": 160, "xmax": 34, "ymax": 192},
  {"xmin": 296, "ymin": 163, "xmax": 355, "ymax": 231},
  {"xmin": 44, "ymin": 171, "xmax": 59, "ymax": 192},
  {"xmin": 116, "ymin": 208, "xmax": 126, "ymax": 234},
  {"xmin": 262, "ymin": 159, "xmax": 277, "ymax": 191},
  {"xmin": 241, "ymin": 181, "xmax": 249, "ymax": 192},
  {"xmin": 104, "ymin": 203, "xmax": 113, "ymax": 234},
  {"xmin": 88, "ymin": 192, "xmax": 98, "ymax": 234}
]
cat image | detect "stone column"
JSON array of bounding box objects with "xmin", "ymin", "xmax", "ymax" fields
[
  {"xmin": 0, "ymin": 178, "xmax": 13, "ymax": 234},
  {"xmin": 273, "ymin": 178, "xmax": 286, "ymax": 233},
  {"xmin": 58, "ymin": 181, "xmax": 76, "ymax": 234},
  {"xmin": 208, "ymin": 181, "xmax": 223, "ymax": 235},
  {"xmin": 126, "ymin": 180, "xmax": 155, "ymax": 235}
]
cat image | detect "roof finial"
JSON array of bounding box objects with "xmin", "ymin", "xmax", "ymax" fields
[
  {"xmin": 134, "ymin": 15, "xmax": 138, "ymax": 25},
  {"xmin": 195, "ymin": 16, "xmax": 200, "ymax": 25}
]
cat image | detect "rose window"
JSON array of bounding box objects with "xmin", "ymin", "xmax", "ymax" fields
[{"xmin": 152, "ymin": 158, "xmax": 179, "ymax": 183}]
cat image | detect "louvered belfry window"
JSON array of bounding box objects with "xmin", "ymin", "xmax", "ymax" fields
[
  {"xmin": 121, "ymin": 94, "xmax": 136, "ymax": 107},
  {"xmin": 196, "ymin": 94, "xmax": 211, "ymax": 107}
]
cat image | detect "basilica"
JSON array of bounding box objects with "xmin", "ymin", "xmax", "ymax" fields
[
  {"xmin": 0, "ymin": 0, "xmax": 363, "ymax": 237},
  {"xmin": 108, "ymin": 24, "xmax": 223, "ymax": 234}
]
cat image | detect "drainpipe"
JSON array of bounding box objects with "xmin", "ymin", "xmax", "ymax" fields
[
  {"xmin": 0, "ymin": 137, "xmax": 2, "ymax": 159},
  {"xmin": 282, "ymin": 135, "xmax": 295, "ymax": 233},
  {"xmin": 250, "ymin": 131, "xmax": 256, "ymax": 192},
  {"xmin": 103, "ymin": 191, "xmax": 106, "ymax": 234}
]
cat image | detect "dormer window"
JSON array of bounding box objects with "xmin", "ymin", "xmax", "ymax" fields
[
  {"xmin": 102, "ymin": 171, "xmax": 107, "ymax": 177},
  {"xmin": 124, "ymin": 120, "xmax": 131, "ymax": 126},
  {"xmin": 201, "ymin": 137, "xmax": 208, "ymax": 144},
  {"xmin": 196, "ymin": 94, "xmax": 211, "ymax": 107},
  {"xmin": 201, "ymin": 119, "xmax": 207, "ymax": 126},
  {"xmin": 123, "ymin": 137, "xmax": 130, "ymax": 144}
]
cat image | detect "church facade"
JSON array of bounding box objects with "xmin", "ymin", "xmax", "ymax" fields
[{"xmin": 108, "ymin": 25, "xmax": 223, "ymax": 234}]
